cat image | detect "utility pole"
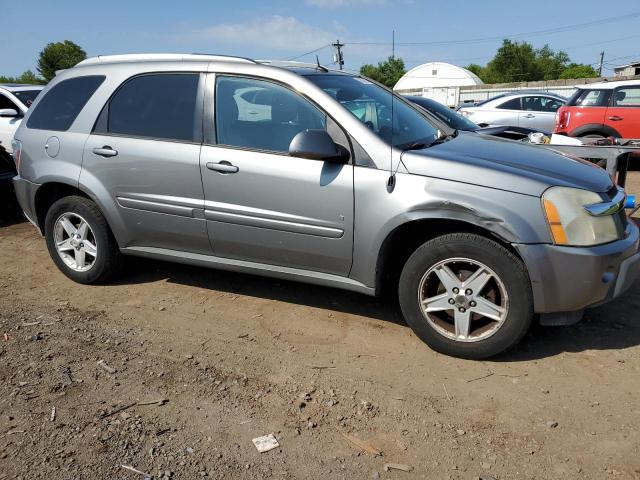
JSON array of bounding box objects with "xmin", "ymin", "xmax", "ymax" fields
[
  {"xmin": 598, "ymin": 51, "xmax": 605, "ymax": 77},
  {"xmin": 392, "ymin": 30, "xmax": 395, "ymax": 60},
  {"xmin": 332, "ymin": 40, "xmax": 344, "ymax": 70}
]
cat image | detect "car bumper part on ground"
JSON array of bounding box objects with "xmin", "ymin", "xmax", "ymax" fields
[
  {"xmin": 515, "ymin": 220, "xmax": 640, "ymax": 315},
  {"xmin": 12, "ymin": 176, "xmax": 40, "ymax": 228}
]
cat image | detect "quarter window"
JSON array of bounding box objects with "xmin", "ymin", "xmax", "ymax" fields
[
  {"xmin": 27, "ymin": 75, "xmax": 105, "ymax": 131},
  {"xmin": 95, "ymin": 73, "xmax": 199, "ymax": 142},
  {"xmin": 215, "ymin": 76, "xmax": 326, "ymax": 153}
]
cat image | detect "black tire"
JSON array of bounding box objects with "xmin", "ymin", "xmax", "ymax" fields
[
  {"xmin": 579, "ymin": 133, "xmax": 606, "ymax": 139},
  {"xmin": 398, "ymin": 233, "xmax": 533, "ymax": 360},
  {"xmin": 44, "ymin": 195, "xmax": 122, "ymax": 284}
]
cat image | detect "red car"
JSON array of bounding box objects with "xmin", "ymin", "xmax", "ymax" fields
[{"xmin": 555, "ymin": 80, "xmax": 640, "ymax": 138}]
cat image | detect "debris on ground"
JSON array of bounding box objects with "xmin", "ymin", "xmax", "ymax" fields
[
  {"xmin": 383, "ymin": 463, "xmax": 413, "ymax": 472},
  {"xmin": 97, "ymin": 359, "xmax": 117, "ymax": 374},
  {"xmin": 252, "ymin": 433, "xmax": 280, "ymax": 453}
]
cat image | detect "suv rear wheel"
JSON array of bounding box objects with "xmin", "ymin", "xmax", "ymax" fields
[
  {"xmin": 398, "ymin": 233, "xmax": 533, "ymax": 359},
  {"xmin": 44, "ymin": 195, "xmax": 122, "ymax": 284}
]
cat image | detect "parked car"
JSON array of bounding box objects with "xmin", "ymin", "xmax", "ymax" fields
[
  {"xmin": 458, "ymin": 92, "xmax": 566, "ymax": 131},
  {"xmin": 555, "ymin": 80, "xmax": 640, "ymax": 138},
  {"xmin": 0, "ymin": 84, "xmax": 44, "ymax": 153},
  {"xmin": 408, "ymin": 96, "xmax": 549, "ymax": 141},
  {"xmin": 11, "ymin": 54, "xmax": 639, "ymax": 359}
]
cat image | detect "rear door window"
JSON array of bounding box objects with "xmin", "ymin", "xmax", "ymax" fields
[
  {"xmin": 612, "ymin": 87, "xmax": 640, "ymax": 107},
  {"xmin": 497, "ymin": 98, "xmax": 521, "ymax": 110},
  {"xmin": 522, "ymin": 96, "xmax": 564, "ymax": 112},
  {"xmin": 27, "ymin": 76, "xmax": 105, "ymax": 131},
  {"xmin": 94, "ymin": 73, "xmax": 200, "ymax": 142}
]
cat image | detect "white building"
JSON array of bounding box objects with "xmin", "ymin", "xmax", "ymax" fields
[
  {"xmin": 394, "ymin": 62, "xmax": 483, "ymax": 107},
  {"xmin": 614, "ymin": 62, "xmax": 640, "ymax": 77}
]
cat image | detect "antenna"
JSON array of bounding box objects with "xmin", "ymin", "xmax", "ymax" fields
[{"xmin": 387, "ymin": 30, "xmax": 396, "ymax": 191}]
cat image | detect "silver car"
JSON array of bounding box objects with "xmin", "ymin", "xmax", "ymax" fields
[
  {"xmin": 11, "ymin": 54, "xmax": 640, "ymax": 359},
  {"xmin": 458, "ymin": 92, "xmax": 566, "ymax": 131}
]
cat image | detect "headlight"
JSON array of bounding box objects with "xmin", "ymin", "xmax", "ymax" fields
[{"xmin": 542, "ymin": 186, "xmax": 621, "ymax": 246}]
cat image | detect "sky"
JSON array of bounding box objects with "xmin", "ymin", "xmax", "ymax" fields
[{"xmin": 3, "ymin": 0, "xmax": 640, "ymax": 77}]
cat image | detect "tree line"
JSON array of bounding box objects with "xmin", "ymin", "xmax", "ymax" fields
[
  {"xmin": 360, "ymin": 39, "xmax": 599, "ymax": 88},
  {"xmin": 0, "ymin": 40, "xmax": 87, "ymax": 85}
]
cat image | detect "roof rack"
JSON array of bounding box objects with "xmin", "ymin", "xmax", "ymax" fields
[{"xmin": 77, "ymin": 53, "xmax": 257, "ymax": 67}]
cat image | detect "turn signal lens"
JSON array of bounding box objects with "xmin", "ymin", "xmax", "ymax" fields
[{"xmin": 543, "ymin": 199, "xmax": 568, "ymax": 245}]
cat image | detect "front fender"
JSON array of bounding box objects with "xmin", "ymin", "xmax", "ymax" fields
[{"xmin": 349, "ymin": 167, "xmax": 550, "ymax": 288}]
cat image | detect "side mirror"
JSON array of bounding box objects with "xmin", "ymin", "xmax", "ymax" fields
[
  {"xmin": 0, "ymin": 109, "xmax": 20, "ymax": 118},
  {"xmin": 289, "ymin": 129, "xmax": 350, "ymax": 164}
]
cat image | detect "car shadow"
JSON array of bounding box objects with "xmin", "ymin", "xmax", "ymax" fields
[
  {"xmin": 116, "ymin": 256, "xmax": 640, "ymax": 359},
  {"xmin": 0, "ymin": 194, "xmax": 26, "ymax": 228}
]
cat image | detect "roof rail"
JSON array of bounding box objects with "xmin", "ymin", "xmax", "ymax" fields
[{"xmin": 77, "ymin": 53, "xmax": 257, "ymax": 67}]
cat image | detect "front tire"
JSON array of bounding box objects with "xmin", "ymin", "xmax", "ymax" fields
[
  {"xmin": 398, "ymin": 233, "xmax": 533, "ymax": 359},
  {"xmin": 44, "ymin": 195, "xmax": 122, "ymax": 284}
]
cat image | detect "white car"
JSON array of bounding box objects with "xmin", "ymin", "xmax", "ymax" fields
[
  {"xmin": 0, "ymin": 84, "xmax": 44, "ymax": 153},
  {"xmin": 458, "ymin": 92, "xmax": 566, "ymax": 132}
]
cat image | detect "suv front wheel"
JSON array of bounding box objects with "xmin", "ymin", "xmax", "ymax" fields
[
  {"xmin": 44, "ymin": 195, "xmax": 122, "ymax": 284},
  {"xmin": 399, "ymin": 233, "xmax": 533, "ymax": 359}
]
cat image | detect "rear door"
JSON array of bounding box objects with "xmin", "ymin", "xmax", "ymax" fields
[
  {"xmin": 200, "ymin": 74, "xmax": 354, "ymax": 276},
  {"xmin": 81, "ymin": 72, "xmax": 210, "ymax": 254},
  {"xmin": 519, "ymin": 96, "xmax": 564, "ymax": 131},
  {"xmin": 0, "ymin": 92, "xmax": 21, "ymax": 152},
  {"xmin": 605, "ymin": 86, "xmax": 640, "ymax": 138}
]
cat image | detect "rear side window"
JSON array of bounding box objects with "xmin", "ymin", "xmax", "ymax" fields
[
  {"xmin": 27, "ymin": 76, "xmax": 105, "ymax": 131},
  {"xmin": 94, "ymin": 73, "xmax": 199, "ymax": 142},
  {"xmin": 497, "ymin": 98, "xmax": 521, "ymax": 110},
  {"xmin": 567, "ymin": 89, "xmax": 611, "ymax": 107}
]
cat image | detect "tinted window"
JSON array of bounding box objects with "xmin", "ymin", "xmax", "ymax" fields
[
  {"xmin": 497, "ymin": 98, "xmax": 521, "ymax": 110},
  {"xmin": 408, "ymin": 96, "xmax": 479, "ymax": 131},
  {"xmin": 613, "ymin": 87, "xmax": 640, "ymax": 107},
  {"xmin": 306, "ymin": 74, "xmax": 439, "ymax": 148},
  {"xmin": 27, "ymin": 76, "xmax": 105, "ymax": 131},
  {"xmin": 96, "ymin": 74, "xmax": 199, "ymax": 142},
  {"xmin": 13, "ymin": 90, "xmax": 41, "ymax": 108},
  {"xmin": 216, "ymin": 76, "xmax": 326, "ymax": 152},
  {"xmin": 568, "ymin": 89, "xmax": 611, "ymax": 107},
  {"xmin": 522, "ymin": 96, "xmax": 564, "ymax": 112},
  {"xmin": 0, "ymin": 93, "xmax": 18, "ymax": 110}
]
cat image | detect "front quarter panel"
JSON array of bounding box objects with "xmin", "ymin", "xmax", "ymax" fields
[{"xmin": 350, "ymin": 167, "xmax": 550, "ymax": 288}]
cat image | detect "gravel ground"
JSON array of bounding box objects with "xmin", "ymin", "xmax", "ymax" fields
[{"xmin": 1, "ymin": 186, "xmax": 640, "ymax": 479}]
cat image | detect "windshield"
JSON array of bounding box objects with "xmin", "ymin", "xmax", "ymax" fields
[
  {"xmin": 12, "ymin": 90, "xmax": 41, "ymax": 108},
  {"xmin": 305, "ymin": 74, "xmax": 439, "ymax": 148},
  {"xmin": 409, "ymin": 96, "xmax": 479, "ymax": 131}
]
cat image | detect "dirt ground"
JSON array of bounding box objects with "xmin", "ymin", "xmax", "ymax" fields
[{"xmin": 1, "ymin": 181, "xmax": 640, "ymax": 480}]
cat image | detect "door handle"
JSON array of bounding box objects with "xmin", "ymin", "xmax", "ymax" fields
[
  {"xmin": 608, "ymin": 116, "xmax": 623, "ymax": 121},
  {"xmin": 206, "ymin": 161, "xmax": 239, "ymax": 174},
  {"xmin": 92, "ymin": 146, "xmax": 118, "ymax": 157},
  {"xmin": 524, "ymin": 114, "xmax": 536, "ymax": 118}
]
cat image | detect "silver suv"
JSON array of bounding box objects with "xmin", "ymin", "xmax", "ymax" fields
[{"xmin": 11, "ymin": 54, "xmax": 640, "ymax": 359}]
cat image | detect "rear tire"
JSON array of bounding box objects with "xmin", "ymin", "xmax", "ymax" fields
[
  {"xmin": 44, "ymin": 195, "xmax": 122, "ymax": 284},
  {"xmin": 398, "ymin": 233, "xmax": 533, "ymax": 359}
]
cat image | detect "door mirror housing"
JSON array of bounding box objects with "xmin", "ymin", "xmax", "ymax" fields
[
  {"xmin": 289, "ymin": 129, "xmax": 350, "ymax": 164},
  {"xmin": 0, "ymin": 108, "xmax": 20, "ymax": 118}
]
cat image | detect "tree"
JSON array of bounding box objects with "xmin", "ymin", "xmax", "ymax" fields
[
  {"xmin": 467, "ymin": 40, "xmax": 596, "ymax": 84},
  {"xmin": 0, "ymin": 70, "xmax": 44, "ymax": 85},
  {"xmin": 360, "ymin": 56, "xmax": 406, "ymax": 88},
  {"xmin": 37, "ymin": 41, "xmax": 87, "ymax": 82},
  {"xmin": 559, "ymin": 63, "xmax": 599, "ymax": 79}
]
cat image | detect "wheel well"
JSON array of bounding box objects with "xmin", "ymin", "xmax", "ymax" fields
[
  {"xmin": 34, "ymin": 183, "xmax": 89, "ymax": 233},
  {"xmin": 375, "ymin": 219, "xmax": 522, "ymax": 297}
]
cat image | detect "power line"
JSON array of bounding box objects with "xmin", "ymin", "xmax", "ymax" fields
[
  {"xmin": 346, "ymin": 11, "xmax": 640, "ymax": 47},
  {"xmin": 286, "ymin": 44, "xmax": 331, "ymax": 61}
]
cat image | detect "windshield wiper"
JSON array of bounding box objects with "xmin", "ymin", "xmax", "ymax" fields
[{"xmin": 401, "ymin": 142, "xmax": 430, "ymax": 151}]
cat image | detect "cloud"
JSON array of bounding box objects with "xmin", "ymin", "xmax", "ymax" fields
[
  {"xmin": 306, "ymin": 0, "xmax": 389, "ymax": 7},
  {"xmin": 195, "ymin": 16, "xmax": 337, "ymax": 51}
]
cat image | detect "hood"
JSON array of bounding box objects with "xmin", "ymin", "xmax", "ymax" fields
[{"xmin": 401, "ymin": 131, "xmax": 612, "ymax": 197}]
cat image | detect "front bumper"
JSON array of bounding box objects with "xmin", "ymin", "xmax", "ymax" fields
[
  {"xmin": 515, "ymin": 220, "xmax": 640, "ymax": 313},
  {"xmin": 12, "ymin": 176, "xmax": 40, "ymax": 229}
]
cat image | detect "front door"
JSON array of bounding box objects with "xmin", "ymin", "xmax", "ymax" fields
[
  {"xmin": 81, "ymin": 72, "xmax": 210, "ymax": 254},
  {"xmin": 605, "ymin": 86, "xmax": 640, "ymax": 138},
  {"xmin": 200, "ymin": 74, "xmax": 354, "ymax": 276}
]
